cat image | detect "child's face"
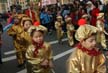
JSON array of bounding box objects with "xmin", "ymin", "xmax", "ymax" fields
[
  {"xmin": 85, "ymin": 17, "xmax": 88, "ymax": 21},
  {"xmin": 14, "ymin": 18, "xmax": 20, "ymax": 24},
  {"xmin": 57, "ymin": 18, "xmax": 62, "ymax": 22},
  {"xmin": 23, "ymin": 21, "xmax": 32, "ymax": 31},
  {"xmin": 32, "ymin": 31, "xmax": 44, "ymax": 44},
  {"xmin": 82, "ymin": 35, "xmax": 96, "ymax": 50}
]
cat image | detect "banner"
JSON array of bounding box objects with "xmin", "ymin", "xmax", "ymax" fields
[{"xmin": 41, "ymin": 0, "xmax": 56, "ymax": 6}]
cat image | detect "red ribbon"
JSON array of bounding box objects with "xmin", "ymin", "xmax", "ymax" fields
[
  {"xmin": 32, "ymin": 40, "xmax": 44, "ymax": 57},
  {"xmin": 76, "ymin": 43, "xmax": 101, "ymax": 56}
]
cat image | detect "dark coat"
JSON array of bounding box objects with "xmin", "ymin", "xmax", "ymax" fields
[{"xmin": 0, "ymin": 23, "xmax": 3, "ymax": 33}]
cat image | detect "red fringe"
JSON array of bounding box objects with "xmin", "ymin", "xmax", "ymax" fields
[
  {"xmin": 32, "ymin": 40, "xmax": 44, "ymax": 57},
  {"xmin": 76, "ymin": 43, "xmax": 101, "ymax": 56}
]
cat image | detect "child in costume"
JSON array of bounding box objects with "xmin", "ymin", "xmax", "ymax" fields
[
  {"xmin": 65, "ymin": 17, "xmax": 75, "ymax": 46},
  {"xmin": 55, "ymin": 16, "xmax": 64, "ymax": 44},
  {"xmin": 0, "ymin": 23, "xmax": 3, "ymax": 64},
  {"xmin": 26, "ymin": 26, "xmax": 53, "ymax": 73},
  {"xmin": 21, "ymin": 17, "xmax": 33, "ymax": 32},
  {"xmin": 81, "ymin": 14, "xmax": 89, "ymax": 24},
  {"xmin": 96, "ymin": 13, "xmax": 108, "ymax": 50},
  {"xmin": 78, "ymin": 14, "xmax": 89, "ymax": 26},
  {"xmin": 67, "ymin": 24, "xmax": 106, "ymax": 73},
  {"xmin": 7, "ymin": 15, "xmax": 31, "ymax": 67}
]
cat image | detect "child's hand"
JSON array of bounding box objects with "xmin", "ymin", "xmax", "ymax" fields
[
  {"xmin": 49, "ymin": 61, "xmax": 54, "ymax": 68},
  {"xmin": 40, "ymin": 59, "xmax": 49, "ymax": 68}
]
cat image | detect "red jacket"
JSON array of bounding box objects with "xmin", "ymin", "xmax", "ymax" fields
[
  {"xmin": 70, "ymin": 13, "xmax": 79, "ymax": 25},
  {"xmin": 25, "ymin": 9, "xmax": 36, "ymax": 22},
  {"xmin": 90, "ymin": 8, "xmax": 100, "ymax": 26}
]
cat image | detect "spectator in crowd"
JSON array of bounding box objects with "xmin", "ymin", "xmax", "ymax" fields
[
  {"xmin": 40, "ymin": 7, "xmax": 51, "ymax": 32},
  {"xmin": 55, "ymin": 16, "xmax": 64, "ymax": 44},
  {"xmin": 96, "ymin": 13, "xmax": 108, "ymax": 50},
  {"xmin": 90, "ymin": 2, "xmax": 100, "ymax": 26},
  {"xmin": 0, "ymin": 23, "xmax": 3, "ymax": 64},
  {"xmin": 65, "ymin": 17, "xmax": 75, "ymax": 47}
]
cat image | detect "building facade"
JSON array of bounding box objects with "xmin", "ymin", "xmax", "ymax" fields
[
  {"xmin": 0, "ymin": 0, "xmax": 7, "ymax": 13},
  {"xmin": 0, "ymin": 0, "xmax": 75, "ymax": 13},
  {"xmin": 0, "ymin": 0, "xmax": 27, "ymax": 13}
]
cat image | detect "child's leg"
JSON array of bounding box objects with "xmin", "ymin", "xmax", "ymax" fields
[
  {"xmin": 42, "ymin": 68, "xmax": 52, "ymax": 73},
  {"xmin": 101, "ymin": 34, "xmax": 107, "ymax": 49},
  {"xmin": 26, "ymin": 62, "xmax": 33, "ymax": 73},
  {"xmin": 16, "ymin": 51, "xmax": 25, "ymax": 66},
  {"xmin": 67, "ymin": 31, "xmax": 74, "ymax": 46},
  {"xmin": 22, "ymin": 49, "xmax": 26, "ymax": 62},
  {"xmin": 58, "ymin": 30, "xmax": 63, "ymax": 44}
]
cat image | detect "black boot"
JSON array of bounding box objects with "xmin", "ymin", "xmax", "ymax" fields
[{"xmin": 0, "ymin": 60, "xmax": 2, "ymax": 64}]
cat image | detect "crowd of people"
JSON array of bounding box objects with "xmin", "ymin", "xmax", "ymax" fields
[{"xmin": 0, "ymin": 0, "xmax": 108, "ymax": 73}]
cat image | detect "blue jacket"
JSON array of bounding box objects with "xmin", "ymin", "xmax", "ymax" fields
[{"xmin": 40, "ymin": 12, "xmax": 50, "ymax": 24}]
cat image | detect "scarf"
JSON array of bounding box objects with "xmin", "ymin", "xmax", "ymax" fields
[
  {"xmin": 32, "ymin": 40, "xmax": 44, "ymax": 57},
  {"xmin": 76, "ymin": 43, "xmax": 101, "ymax": 56}
]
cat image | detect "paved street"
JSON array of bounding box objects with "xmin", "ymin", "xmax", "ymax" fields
[{"xmin": 0, "ymin": 21, "xmax": 108, "ymax": 73}]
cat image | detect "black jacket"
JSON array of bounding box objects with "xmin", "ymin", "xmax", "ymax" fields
[{"xmin": 0, "ymin": 23, "xmax": 3, "ymax": 34}]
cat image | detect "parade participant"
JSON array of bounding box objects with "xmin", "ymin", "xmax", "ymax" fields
[
  {"xmin": 25, "ymin": 4, "xmax": 36, "ymax": 23},
  {"xmin": 65, "ymin": 17, "xmax": 75, "ymax": 46},
  {"xmin": 67, "ymin": 24, "xmax": 106, "ymax": 73},
  {"xmin": 20, "ymin": 17, "xmax": 33, "ymax": 60},
  {"xmin": 7, "ymin": 15, "xmax": 31, "ymax": 67},
  {"xmin": 55, "ymin": 16, "xmax": 64, "ymax": 44},
  {"xmin": 0, "ymin": 23, "xmax": 3, "ymax": 64},
  {"xmin": 96, "ymin": 13, "xmax": 108, "ymax": 50},
  {"xmin": 34, "ymin": 20, "xmax": 40, "ymax": 26},
  {"xmin": 26, "ymin": 26, "xmax": 53, "ymax": 73},
  {"xmin": 21, "ymin": 17, "xmax": 33, "ymax": 31},
  {"xmin": 81, "ymin": 14, "xmax": 89, "ymax": 24},
  {"xmin": 90, "ymin": 2, "xmax": 100, "ymax": 26},
  {"xmin": 77, "ymin": 14, "xmax": 89, "ymax": 26},
  {"xmin": 20, "ymin": 15, "xmax": 29, "ymax": 26}
]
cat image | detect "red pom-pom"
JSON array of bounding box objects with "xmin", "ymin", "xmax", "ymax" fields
[
  {"xmin": 78, "ymin": 19, "xmax": 87, "ymax": 26},
  {"xmin": 96, "ymin": 13, "xmax": 99, "ymax": 16},
  {"xmin": 34, "ymin": 21, "xmax": 40, "ymax": 26}
]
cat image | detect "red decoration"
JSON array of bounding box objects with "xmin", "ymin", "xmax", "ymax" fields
[
  {"xmin": 90, "ymin": 8, "xmax": 100, "ymax": 26},
  {"xmin": 78, "ymin": 19, "xmax": 87, "ymax": 26},
  {"xmin": 96, "ymin": 13, "xmax": 99, "ymax": 17},
  {"xmin": 34, "ymin": 21, "xmax": 40, "ymax": 26},
  {"xmin": 25, "ymin": 9, "xmax": 36, "ymax": 23},
  {"xmin": 32, "ymin": 40, "xmax": 44, "ymax": 57},
  {"xmin": 76, "ymin": 43, "xmax": 101, "ymax": 56}
]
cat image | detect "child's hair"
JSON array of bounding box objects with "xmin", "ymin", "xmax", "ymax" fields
[
  {"xmin": 83, "ymin": 33, "xmax": 97, "ymax": 41},
  {"xmin": 22, "ymin": 20, "xmax": 33, "ymax": 26},
  {"xmin": 30, "ymin": 29, "xmax": 44, "ymax": 37}
]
